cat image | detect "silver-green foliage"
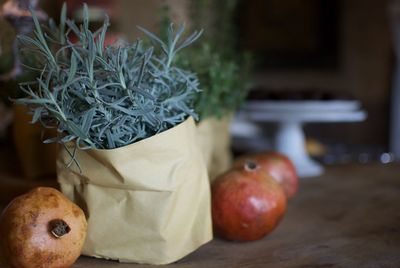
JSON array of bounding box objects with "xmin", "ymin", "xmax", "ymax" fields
[{"xmin": 15, "ymin": 3, "xmax": 202, "ymax": 151}]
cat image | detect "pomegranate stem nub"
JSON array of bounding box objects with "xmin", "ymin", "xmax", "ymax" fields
[{"xmin": 49, "ymin": 219, "xmax": 70, "ymax": 238}]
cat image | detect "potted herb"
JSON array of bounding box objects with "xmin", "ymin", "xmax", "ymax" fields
[
  {"xmin": 15, "ymin": 4, "xmax": 211, "ymax": 264},
  {"xmin": 162, "ymin": 0, "xmax": 252, "ymax": 180},
  {"xmin": 182, "ymin": 42, "xmax": 251, "ymax": 181}
]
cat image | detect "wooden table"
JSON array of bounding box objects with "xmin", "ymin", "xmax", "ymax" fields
[
  {"xmin": 70, "ymin": 164, "xmax": 400, "ymax": 267},
  {"xmin": 1, "ymin": 163, "xmax": 400, "ymax": 267}
]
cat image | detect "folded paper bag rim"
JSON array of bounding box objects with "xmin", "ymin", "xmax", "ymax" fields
[{"xmin": 59, "ymin": 117, "xmax": 199, "ymax": 191}]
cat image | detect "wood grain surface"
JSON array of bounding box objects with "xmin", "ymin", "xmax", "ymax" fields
[
  {"xmin": 1, "ymin": 162, "xmax": 399, "ymax": 267},
  {"xmin": 68, "ymin": 164, "xmax": 400, "ymax": 268}
]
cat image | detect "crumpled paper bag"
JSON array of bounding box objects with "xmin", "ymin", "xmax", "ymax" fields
[
  {"xmin": 57, "ymin": 117, "xmax": 212, "ymax": 264},
  {"xmin": 197, "ymin": 115, "xmax": 233, "ymax": 182}
]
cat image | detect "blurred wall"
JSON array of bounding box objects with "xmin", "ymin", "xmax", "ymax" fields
[
  {"xmin": 254, "ymin": 0, "xmax": 392, "ymax": 148},
  {"xmin": 117, "ymin": 0, "xmax": 189, "ymax": 41},
  {"xmin": 1, "ymin": 0, "xmax": 392, "ymax": 149},
  {"xmin": 0, "ymin": 0, "xmax": 15, "ymax": 65}
]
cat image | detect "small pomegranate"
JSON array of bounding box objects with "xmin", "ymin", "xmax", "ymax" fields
[
  {"xmin": 235, "ymin": 152, "xmax": 298, "ymax": 199},
  {"xmin": 212, "ymin": 162, "xmax": 287, "ymax": 242},
  {"xmin": 0, "ymin": 187, "xmax": 87, "ymax": 268}
]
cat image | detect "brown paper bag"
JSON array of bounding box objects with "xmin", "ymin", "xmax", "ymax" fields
[
  {"xmin": 196, "ymin": 119, "xmax": 214, "ymax": 171},
  {"xmin": 197, "ymin": 115, "xmax": 233, "ymax": 182},
  {"xmin": 57, "ymin": 117, "xmax": 212, "ymax": 264}
]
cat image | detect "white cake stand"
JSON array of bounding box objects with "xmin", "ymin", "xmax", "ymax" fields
[{"xmin": 235, "ymin": 100, "xmax": 367, "ymax": 178}]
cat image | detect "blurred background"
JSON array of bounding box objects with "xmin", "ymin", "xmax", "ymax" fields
[{"xmin": 0, "ymin": 0, "xmax": 398, "ymax": 198}]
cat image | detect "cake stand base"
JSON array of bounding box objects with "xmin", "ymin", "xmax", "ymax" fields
[{"xmin": 275, "ymin": 121, "xmax": 323, "ymax": 178}]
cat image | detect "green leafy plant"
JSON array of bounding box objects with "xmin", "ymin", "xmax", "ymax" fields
[
  {"xmin": 177, "ymin": 43, "xmax": 251, "ymax": 119},
  {"xmin": 15, "ymin": 3, "xmax": 202, "ymax": 154},
  {"xmin": 161, "ymin": 1, "xmax": 252, "ymax": 120}
]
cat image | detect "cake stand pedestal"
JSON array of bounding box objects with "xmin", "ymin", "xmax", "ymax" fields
[{"xmin": 235, "ymin": 101, "xmax": 367, "ymax": 178}]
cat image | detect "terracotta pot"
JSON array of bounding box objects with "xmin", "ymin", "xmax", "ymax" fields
[{"xmin": 13, "ymin": 105, "xmax": 57, "ymax": 180}]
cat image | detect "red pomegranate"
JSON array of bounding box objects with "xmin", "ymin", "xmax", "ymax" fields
[
  {"xmin": 234, "ymin": 152, "xmax": 298, "ymax": 199},
  {"xmin": 211, "ymin": 162, "xmax": 287, "ymax": 242}
]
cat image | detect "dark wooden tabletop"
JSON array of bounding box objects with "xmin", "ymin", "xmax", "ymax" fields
[
  {"xmin": 1, "ymin": 163, "xmax": 400, "ymax": 267},
  {"xmin": 69, "ymin": 164, "xmax": 400, "ymax": 268}
]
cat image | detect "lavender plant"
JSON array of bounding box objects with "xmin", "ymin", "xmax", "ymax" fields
[{"xmin": 15, "ymin": 3, "xmax": 202, "ymax": 154}]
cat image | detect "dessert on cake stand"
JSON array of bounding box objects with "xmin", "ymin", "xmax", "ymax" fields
[{"xmin": 233, "ymin": 100, "xmax": 367, "ymax": 178}]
